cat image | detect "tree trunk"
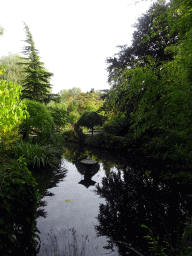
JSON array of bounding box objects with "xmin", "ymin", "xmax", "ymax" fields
[{"xmin": 92, "ymin": 127, "xmax": 93, "ymax": 136}]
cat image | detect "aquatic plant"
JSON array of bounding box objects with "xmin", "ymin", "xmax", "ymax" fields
[{"xmin": 38, "ymin": 227, "xmax": 102, "ymax": 256}]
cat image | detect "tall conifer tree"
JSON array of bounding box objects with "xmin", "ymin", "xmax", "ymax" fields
[{"xmin": 20, "ymin": 22, "xmax": 53, "ymax": 102}]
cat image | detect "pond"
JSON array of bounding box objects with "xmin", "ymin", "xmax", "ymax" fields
[{"xmin": 33, "ymin": 143, "xmax": 192, "ymax": 256}]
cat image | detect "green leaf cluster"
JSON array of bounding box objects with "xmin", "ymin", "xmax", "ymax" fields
[
  {"xmin": 47, "ymin": 102, "xmax": 68, "ymax": 127},
  {"xmin": 19, "ymin": 99, "xmax": 54, "ymax": 142},
  {"xmin": 0, "ymin": 80, "xmax": 28, "ymax": 147},
  {"xmin": 104, "ymin": 0, "xmax": 192, "ymax": 165},
  {"xmin": 0, "ymin": 156, "xmax": 41, "ymax": 254}
]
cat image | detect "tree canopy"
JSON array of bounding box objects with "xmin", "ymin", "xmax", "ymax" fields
[
  {"xmin": 103, "ymin": 0, "xmax": 192, "ymax": 166},
  {"xmin": 106, "ymin": 1, "xmax": 179, "ymax": 86},
  {"xmin": 76, "ymin": 111, "xmax": 103, "ymax": 136}
]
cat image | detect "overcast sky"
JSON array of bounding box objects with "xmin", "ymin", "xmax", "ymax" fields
[{"xmin": 0, "ymin": 0, "xmax": 154, "ymax": 94}]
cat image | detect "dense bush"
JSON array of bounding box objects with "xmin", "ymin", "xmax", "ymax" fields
[
  {"xmin": 0, "ymin": 80, "xmax": 28, "ymax": 149},
  {"xmin": 12, "ymin": 140, "xmax": 62, "ymax": 170},
  {"xmin": 47, "ymin": 102, "xmax": 67, "ymax": 127},
  {"xmin": 103, "ymin": 115, "xmax": 130, "ymax": 136},
  {"xmin": 84, "ymin": 132, "xmax": 124, "ymax": 150},
  {"xmin": 63, "ymin": 130, "xmax": 78, "ymax": 142},
  {"xmin": 19, "ymin": 100, "xmax": 54, "ymax": 142},
  {"xmin": 0, "ymin": 157, "xmax": 41, "ymax": 255}
]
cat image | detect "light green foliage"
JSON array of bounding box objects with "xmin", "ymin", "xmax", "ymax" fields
[
  {"xmin": 78, "ymin": 91, "xmax": 104, "ymax": 113},
  {"xmin": 0, "ymin": 53, "xmax": 29, "ymax": 85},
  {"xmin": 0, "ymin": 24, "xmax": 4, "ymax": 36},
  {"xmin": 59, "ymin": 87, "xmax": 81, "ymax": 102},
  {"xmin": 19, "ymin": 99, "xmax": 54, "ymax": 142},
  {"xmin": 59, "ymin": 88, "xmax": 105, "ymax": 125},
  {"xmin": 0, "ymin": 80, "xmax": 28, "ymax": 147}
]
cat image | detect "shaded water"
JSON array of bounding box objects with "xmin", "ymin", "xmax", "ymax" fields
[
  {"xmin": 33, "ymin": 143, "xmax": 192, "ymax": 256},
  {"xmin": 36, "ymin": 161, "xmax": 119, "ymax": 255}
]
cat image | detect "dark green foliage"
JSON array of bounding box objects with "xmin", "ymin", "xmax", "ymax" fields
[
  {"xmin": 103, "ymin": 115, "xmax": 131, "ymax": 136},
  {"xmin": 19, "ymin": 100, "xmax": 54, "ymax": 142},
  {"xmin": 103, "ymin": 0, "xmax": 192, "ymax": 168},
  {"xmin": 74, "ymin": 123, "xmax": 86, "ymax": 143},
  {"xmin": 106, "ymin": 2, "xmax": 179, "ymax": 86},
  {"xmin": 47, "ymin": 103, "xmax": 67, "ymax": 127},
  {"xmin": 0, "ymin": 157, "xmax": 41, "ymax": 255},
  {"xmin": 84, "ymin": 132, "xmax": 124, "ymax": 150},
  {"xmin": 63, "ymin": 130, "xmax": 78, "ymax": 142},
  {"xmin": 20, "ymin": 22, "xmax": 53, "ymax": 103},
  {"xmin": 76, "ymin": 111, "xmax": 103, "ymax": 136}
]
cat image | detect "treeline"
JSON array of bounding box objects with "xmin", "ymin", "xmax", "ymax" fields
[{"xmin": 100, "ymin": 0, "xmax": 192, "ymax": 168}]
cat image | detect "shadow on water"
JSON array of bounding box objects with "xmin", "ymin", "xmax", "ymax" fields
[
  {"xmin": 61, "ymin": 143, "xmax": 192, "ymax": 255},
  {"xmin": 8, "ymin": 142, "xmax": 192, "ymax": 256},
  {"xmin": 94, "ymin": 168, "xmax": 192, "ymax": 255}
]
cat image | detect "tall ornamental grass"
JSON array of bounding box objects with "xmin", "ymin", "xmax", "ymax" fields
[{"xmin": 13, "ymin": 140, "xmax": 61, "ymax": 169}]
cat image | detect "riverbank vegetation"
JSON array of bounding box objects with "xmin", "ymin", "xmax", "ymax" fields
[
  {"xmin": 102, "ymin": 0, "xmax": 192, "ymax": 169},
  {"xmin": 0, "ymin": 23, "xmax": 67, "ymax": 255},
  {"xmin": 1, "ymin": 0, "xmax": 192, "ymax": 254}
]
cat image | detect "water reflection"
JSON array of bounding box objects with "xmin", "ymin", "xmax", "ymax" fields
[
  {"xmin": 35, "ymin": 148, "xmax": 119, "ymax": 256},
  {"xmin": 94, "ymin": 166, "xmax": 192, "ymax": 255},
  {"xmin": 34, "ymin": 143, "xmax": 192, "ymax": 256},
  {"xmin": 74, "ymin": 161, "xmax": 100, "ymax": 188},
  {"xmin": 34, "ymin": 162, "xmax": 68, "ymax": 220}
]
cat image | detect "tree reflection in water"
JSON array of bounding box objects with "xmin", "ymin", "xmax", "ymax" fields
[{"xmin": 94, "ymin": 166, "xmax": 192, "ymax": 255}]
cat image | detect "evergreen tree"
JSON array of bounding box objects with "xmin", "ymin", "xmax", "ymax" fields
[{"xmin": 20, "ymin": 22, "xmax": 54, "ymax": 102}]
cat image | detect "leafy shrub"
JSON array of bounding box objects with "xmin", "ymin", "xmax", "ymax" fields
[
  {"xmin": 67, "ymin": 111, "xmax": 80, "ymax": 125},
  {"xmin": 19, "ymin": 100, "xmax": 54, "ymax": 142},
  {"xmin": 0, "ymin": 80, "xmax": 28, "ymax": 149},
  {"xmin": 63, "ymin": 130, "xmax": 78, "ymax": 142},
  {"xmin": 47, "ymin": 102, "xmax": 67, "ymax": 127},
  {"xmin": 84, "ymin": 132, "xmax": 124, "ymax": 150},
  {"xmin": 12, "ymin": 140, "xmax": 62, "ymax": 170},
  {"xmin": 0, "ymin": 157, "xmax": 41, "ymax": 255},
  {"xmin": 103, "ymin": 115, "xmax": 130, "ymax": 136}
]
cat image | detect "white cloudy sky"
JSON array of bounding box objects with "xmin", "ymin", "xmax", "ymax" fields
[{"xmin": 0, "ymin": 0, "xmax": 154, "ymax": 94}]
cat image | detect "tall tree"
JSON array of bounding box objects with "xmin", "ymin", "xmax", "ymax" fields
[
  {"xmin": 20, "ymin": 22, "xmax": 53, "ymax": 102},
  {"xmin": 106, "ymin": 1, "xmax": 179, "ymax": 86}
]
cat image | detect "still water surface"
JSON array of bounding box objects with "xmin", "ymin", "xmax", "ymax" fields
[
  {"xmin": 34, "ymin": 143, "xmax": 192, "ymax": 256},
  {"xmin": 36, "ymin": 147, "xmax": 120, "ymax": 256}
]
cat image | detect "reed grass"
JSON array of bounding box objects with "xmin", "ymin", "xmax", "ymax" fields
[
  {"xmin": 13, "ymin": 140, "xmax": 61, "ymax": 169},
  {"xmin": 38, "ymin": 227, "xmax": 103, "ymax": 256}
]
